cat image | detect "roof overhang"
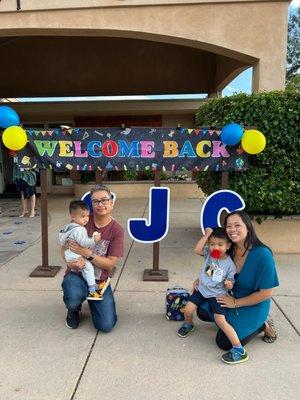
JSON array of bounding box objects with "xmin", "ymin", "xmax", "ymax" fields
[{"xmin": 0, "ymin": 36, "xmax": 249, "ymax": 98}]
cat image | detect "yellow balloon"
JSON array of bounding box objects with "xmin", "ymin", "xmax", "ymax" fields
[
  {"xmin": 2, "ymin": 126, "xmax": 28, "ymax": 151},
  {"xmin": 241, "ymin": 129, "xmax": 266, "ymax": 155}
]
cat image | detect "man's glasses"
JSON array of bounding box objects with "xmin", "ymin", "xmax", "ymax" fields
[{"xmin": 91, "ymin": 198, "xmax": 111, "ymax": 206}]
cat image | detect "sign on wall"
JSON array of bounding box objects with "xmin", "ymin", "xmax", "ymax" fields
[{"xmin": 16, "ymin": 127, "xmax": 248, "ymax": 172}]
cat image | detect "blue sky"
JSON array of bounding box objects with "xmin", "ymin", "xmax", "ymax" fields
[
  {"xmin": 7, "ymin": 1, "xmax": 299, "ymax": 103},
  {"xmin": 222, "ymin": 68, "xmax": 252, "ymax": 97}
]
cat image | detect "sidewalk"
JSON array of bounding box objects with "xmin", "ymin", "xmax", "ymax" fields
[
  {"xmin": 0, "ymin": 195, "xmax": 299, "ymax": 400},
  {"xmin": 0, "ymin": 199, "xmax": 41, "ymax": 266}
]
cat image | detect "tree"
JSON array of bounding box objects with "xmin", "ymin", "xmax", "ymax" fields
[
  {"xmin": 286, "ymin": 74, "xmax": 300, "ymax": 92},
  {"xmin": 286, "ymin": 8, "xmax": 300, "ymax": 84}
]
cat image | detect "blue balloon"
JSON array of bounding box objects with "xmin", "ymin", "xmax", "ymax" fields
[
  {"xmin": 0, "ymin": 106, "xmax": 20, "ymax": 129},
  {"xmin": 220, "ymin": 123, "xmax": 243, "ymax": 146}
]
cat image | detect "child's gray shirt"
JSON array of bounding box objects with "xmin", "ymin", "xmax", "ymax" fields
[
  {"xmin": 198, "ymin": 246, "xmax": 236, "ymax": 298},
  {"xmin": 59, "ymin": 222, "xmax": 96, "ymax": 262}
]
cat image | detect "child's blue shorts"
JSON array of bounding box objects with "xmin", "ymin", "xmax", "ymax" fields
[{"xmin": 189, "ymin": 289, "xmax": 227, "ymax": 316}]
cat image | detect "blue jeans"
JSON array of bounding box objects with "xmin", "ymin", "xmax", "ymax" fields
[{"xmin": 62, "ymin": 272, "xmax": 117, "ymax": 332}]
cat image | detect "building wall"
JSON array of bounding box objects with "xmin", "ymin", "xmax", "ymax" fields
[
  {"xmin": 0, "ymin": 0, "xmax": 290, "ymax": 194},
  {"xmin": 10, "ymin": 100, "xmax": 200, "ymax": 126},
  {"xmin": 0, "ymin": 0, "xmax": 289, "ymax": 92},
  {"xmin": 162, "ymin": 115, "xmax": 195, "ymax": 128},
  {"xmin": 0, "ymin": 0, "xmax": 289, "ymax": 12}
]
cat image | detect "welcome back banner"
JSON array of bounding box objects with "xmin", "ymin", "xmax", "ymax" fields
[{"xmin": 17, "ymin": 127, "xmax": 248, "ymax": 172}]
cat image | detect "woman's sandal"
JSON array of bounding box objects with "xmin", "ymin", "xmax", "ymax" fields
[{"xmin": 263, "ymin": 318, "xmax": 277, "ymax": 343}]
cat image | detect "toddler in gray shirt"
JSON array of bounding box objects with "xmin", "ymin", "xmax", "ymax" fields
[
  {"xmin": 177, "ymin": 227, "xmax": 247, "ymax": 364},
  {"xmin": 59, "ymin": 200, "xmax": 102, "ymax": 300}
]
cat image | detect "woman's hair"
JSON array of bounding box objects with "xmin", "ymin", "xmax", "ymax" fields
[
  {"xmin": 90, "ymin": 184, "xmax": 112, "ymax": 198},
  {"xmin": 224, "ymin": 210, "xmax": 268, "ymax": 252}
]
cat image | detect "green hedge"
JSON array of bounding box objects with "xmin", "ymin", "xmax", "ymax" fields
[{"xmin": 195, "ymin": 91, "xmax": 300, "ymax": 216}]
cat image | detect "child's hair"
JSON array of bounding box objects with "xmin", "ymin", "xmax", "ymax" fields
[
  {"xmin": 208, "ymin": 227, "xmax": 230, "ymax": 243},
  {"xmin": 69, "ymin": 200, "xmax": 90, "ymax": 214}
]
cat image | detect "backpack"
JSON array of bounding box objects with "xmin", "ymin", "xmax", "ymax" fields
[{"xmin": 166, "ymin": 286, "xmax": 190, "ymax": 321}]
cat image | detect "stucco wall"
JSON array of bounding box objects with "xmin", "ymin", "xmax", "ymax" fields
[
  {"xmin": 0, "ymin": 0, "xmax": 288, "ymax": 12},
  {"xmin": 0, "ymin": 0, "xmax": 289, "ymax": 92}
]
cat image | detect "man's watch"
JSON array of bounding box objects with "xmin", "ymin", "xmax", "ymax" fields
[{"xmin": 87, "ymin": 254, "xmax": 94, "ymax": 261}]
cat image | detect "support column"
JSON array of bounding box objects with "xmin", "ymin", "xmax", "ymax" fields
[
  {"xmin": 207, "ymin": 90, "xmax": 221, "ymax": 99},
  {"xmin": 252, "ymin": 59, "xmax": 286, "ymax": 93}
]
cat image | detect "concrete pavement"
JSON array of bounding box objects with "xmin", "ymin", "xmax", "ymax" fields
[
  {"xmin": 0, "ymin": 194, "xmax": 299, "ymax": 400},
  {"xmin": 0, "ymin": 199, "xmax": 41, "ymax": 266}
]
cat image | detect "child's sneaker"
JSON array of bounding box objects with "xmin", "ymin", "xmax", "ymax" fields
[
  {"xmin": 177, "ymin": 322, "xmax": 195, "ymax": 338},
  {"xmin": 221, "ymin": 348, "xmax": 249, "ymax": 364},
  {"xmin": 87, "ymin": 291, "xmax": 103, "ymax": 301}
]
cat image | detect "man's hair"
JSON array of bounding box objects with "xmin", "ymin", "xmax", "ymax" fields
[
  {"xmin": 208, "ymin": 227, "xmax": 230, "ymax": 242},
  {"xmin": 69, "ymin": 200, "xmax": 90, "ymax": 214},
  {"xmin": 90, "ymin": 184, "xmax": 112, "ymax": 198}
]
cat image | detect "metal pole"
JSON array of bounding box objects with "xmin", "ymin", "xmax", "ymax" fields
[
  {"xmin": 221, "ymin": 171, "xmax": 229, "ymax": 189},
  {"xmin": 220, "ymin": 171, "xmax": 229, "ymax": 226},
  {"xmin": 95, "ymin": 171, "xmax": 103, "ymax": 184},
  {"xmin": 152, "ymin": 170, "xmax": 161, "ymax": 272},
  {"xmin": 40, "ymin": 168, "xmax": 48, "ymax": 267},
  {"xmin": 29, "ymin": 169, "xmax": 61, "ymax": 277},
  {"xmin": 143, "ymin": 170, "xmax": 168, "ymax": 281}
]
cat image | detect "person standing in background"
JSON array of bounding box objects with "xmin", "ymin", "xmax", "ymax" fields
[{"xmin": 13, "ymin": 162, "xmax": 37, "ymax": 218}]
